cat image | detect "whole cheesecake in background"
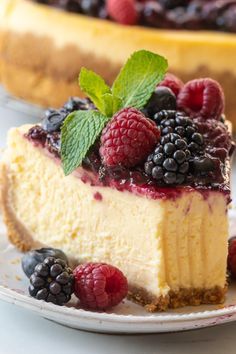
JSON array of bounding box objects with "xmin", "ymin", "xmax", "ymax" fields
[
  {"xmin": 0, "ymin": 0, "xmax": 236, "ymax": 129},
  {"xmin": 1, "ymin": 51, "xmax": 235, "ymax": 311}
]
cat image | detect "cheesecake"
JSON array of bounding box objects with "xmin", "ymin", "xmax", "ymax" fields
[
  {"xmin": 0, "ymin": 50, "xmax": 234, "ymax": 311},
  {"xmin": 0, "ymin": 0, "xmax": 236, "ymax": 129}
]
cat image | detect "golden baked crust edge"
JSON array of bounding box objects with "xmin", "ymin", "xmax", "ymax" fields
[{"xmin": 0, "ymin": 161, "xmax": 41, "ymax": 251}]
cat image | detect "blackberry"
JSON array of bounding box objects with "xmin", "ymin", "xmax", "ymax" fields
[
  {"xmin": 144, "ymin": 110, "xmax": 205, "ymax": 185},
  {"xmin": 144, "ymin": 133, "xmax": 191, "ymax": 185},
  {"xmin": 29, "ymin": 257, "xmax": 74, "ymax": 306},
  {"xmin": 154, "ymin": 110, "xmax": 204, "ymax": 154},
  {"xmin": 22, "ymin": 248, "xmax": 68, "ymax": 278}
]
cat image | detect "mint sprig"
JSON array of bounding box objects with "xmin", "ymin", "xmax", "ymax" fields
[
  {"xmin": 61, "ymin": 111, "xmax": 109, "ymax": 175},
  {"xmin": 79, "ymin": 68, "xmax": 112, "ymax": 116},
  {"xmin": 112, "ymin": 50, "xmax": 168, "ymax": 110},
  {"xmin": 61, "ymin": 50, "xmax": 168, "ymax": 175}
]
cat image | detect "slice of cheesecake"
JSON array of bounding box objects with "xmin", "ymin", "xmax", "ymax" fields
[
  {"xmin": 0, "ymin": 124, "xmax": 230, "ymax": 311},
  {"xmin": 0, "ymin": 51, "xmax": 234, "ymax": 311}
]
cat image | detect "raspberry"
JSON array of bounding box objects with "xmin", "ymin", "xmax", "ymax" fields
[
  {"xmin": 73, "ymin": 263, "xmax": 128, "ymax": 310},
  {"xmin": 177, "ymin": 78, "xmax": 225, "ymax": 120},
  {"xmin": 228, "ymin": 237, "xmax": 236, "ymax": 279},
  {"xmin": 106, "ymin": 0, "xmax": 138, "ymax": 25},
  {"xmin": 158, "ymin": 73, "xmax": 184, "ymax": 97},
  {"xmin": 100, "ymin": 107, "xmax": 160, "ymax": 168}
]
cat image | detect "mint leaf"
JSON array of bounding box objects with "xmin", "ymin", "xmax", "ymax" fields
[
  {"xmin": 79, "ymin": 68, "xmax": 112, "ymax": 116},
  {"xmin": 112, "ymin": 50, "xmax": 168, "ymax": 110},
  {"xmin": 61, "ymin": 110, "xmax": 109, "ymax": 175}
]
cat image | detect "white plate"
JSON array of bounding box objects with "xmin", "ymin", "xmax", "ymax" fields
[
  {"xmin": 0, "ymin": 85, "xmax": 44, "ymax": 118},
  {"xmin": 0, "ymin": 210, "xmax": 236, "ymax": 334}
]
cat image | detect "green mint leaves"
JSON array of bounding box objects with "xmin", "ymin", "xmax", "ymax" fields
[
  {"xmin": 79, "ymin": 50, "xmax": 168, "ymax": 116},
  {"xmin": 112, "ymin": 50, "xmax": 168, "ymax": 110},
  {"xmin": 61, "ymin": 111, "xmax": 109, "ymax": 175},
  {"xmin": 61, "ymin": 50, "xmax": 168, "ymax": 175},
  {"xmin": 79, "ymin": 68, "xmax": 113, "ymax": 117}
]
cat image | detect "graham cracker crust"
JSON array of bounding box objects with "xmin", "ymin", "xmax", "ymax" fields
[
  {"xmin": 0, "ymin": 162, "xmax": 41, "ymax": 252},
  {"xmin": 128, "ymin": 285, "xmax": 227, "ymax": 312}
]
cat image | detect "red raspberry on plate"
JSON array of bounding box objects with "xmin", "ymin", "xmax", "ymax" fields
[
  {"xmin": 177, "ymin": 78, "xmax": 225, "ymax": 120},
  {"xmin": 100, "ymin": 107, "xmax": 160, "ymax": 168},
  {"xmin": 158, "ymin": 73, "xmax": 184, "ymax": 97},
  {"xmin": 228, "ymin": 237, "xmax": 236, "ymax": 279},
  {"xmin": 107, "ymin": 0, "xmax": 138, "ymax": 25},
  {"xmin": 73, "ymin": 263, "xmax": 128, "ymax": 310}
]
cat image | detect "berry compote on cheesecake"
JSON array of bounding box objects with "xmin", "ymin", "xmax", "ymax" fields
[
  {"xmin": 1, "ymin": 50, "xmax": 235, "ymax": 312},
  {"xmin": 31, "ymin": 0, "xmax": 236, "ymax": 32}
]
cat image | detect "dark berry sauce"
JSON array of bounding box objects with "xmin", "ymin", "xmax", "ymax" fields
[
  {"xmin": 25, "ymin": 97, "xmax": 234, "ymax": 203},
  {"xmin": 30, "ymin": 0, "xmax": 236, "ymax": 33}
]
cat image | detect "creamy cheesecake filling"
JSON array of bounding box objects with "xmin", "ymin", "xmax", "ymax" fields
[{"xmin": 1, "ymin": 125, "xmax": 229, "ymax": 302}]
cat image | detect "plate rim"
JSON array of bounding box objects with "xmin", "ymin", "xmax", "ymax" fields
[{"xmin": 1, "ymin": 284, "xmax": 236, "ymax": 324}]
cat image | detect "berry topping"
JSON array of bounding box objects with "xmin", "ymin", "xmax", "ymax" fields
[
  {"xmin": 80, "ymin": 0, "xmax": 106, "ymax": 17},
  {"xmin": 63, "ymin": 97, "xmax": 94, "ymax": 112},
  {"xmin": 106, "ymin": 0, "xmax": 138, "ymax": 25},
  {"xmin": 228, "ymin": 237, "xmax": 236, "ymax": 279},
  {"xmin": 26, "ymin": 125, "xmax": 47, "ymax": 145},
  {"xmin": 177, "ymin": 78, "xmax": 225, "ymax": 120},
  {"xmin": 73, "ymin": 263, "xmax": 128, "ymax": 310},
  {"xmin": 29, "ymin": 257, "xmax": 74, "ymax": 305},
  {"xmin": 144, "ymin": 110, "xmax": 205, "ymax": 185},
  {"xmin": 100, "ymin": 107, "xmax": 160, "ymax": 168},
  {"xmin": 30, "ymin": 0, "xmax": 236, "ymax": 33},
  {"xmin": 42, "ymin": 109, "xmax": 68, "ymax": 133},
  {"xmin": 145, "ymin": 86, "xmax": 177, "ymax": 118},
  {"xmin": 158, "ymin": 73, "xmax": 184, "ymax": 97},
  {"xmin": 22, "ymin": 248, "xmax": 68, "ymax": 278},
  {"xmin": 42, "ymin": 97, "xmax": 94, "ymax": 133}
]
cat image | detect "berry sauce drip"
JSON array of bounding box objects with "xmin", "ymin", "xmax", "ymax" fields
[
  {"xmin": 30, "ymin": 0, "xmax": 236, "ymax": 33},
  {"xmin": 26, "ymin": 93, "xmax": 234, "ymax": 200}
]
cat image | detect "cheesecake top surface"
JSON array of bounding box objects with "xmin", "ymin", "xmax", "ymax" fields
[
  {"xmin": 25, "ymin": 50, "xmax": 235, "ymax": 200},
  {"xmin": 30, "ymin": 0, "xmax": 236, "ymax": 33}
]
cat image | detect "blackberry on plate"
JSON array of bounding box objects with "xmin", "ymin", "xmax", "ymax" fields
[
  {"xmin": 144, "ymin": 110, "xmax": 205, "ymax": 185},
  {"xmin": 29, "ymin": 256, "xmax": 74, "ymax": 306},
  {"xmin": 22, "ymin": 248, "xmax": 68, "ymax": 278}
]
